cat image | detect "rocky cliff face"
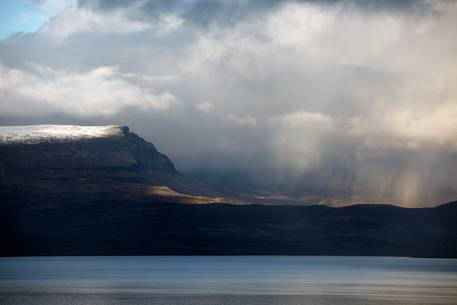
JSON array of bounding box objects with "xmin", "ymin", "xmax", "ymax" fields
[{"xmin": 0, "ymin": 125, "xmax": 222, "ymax": 203}]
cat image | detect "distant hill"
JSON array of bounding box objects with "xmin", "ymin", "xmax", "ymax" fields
[{"xmin": 1, "ymin": 197, "xmax": 456, "ymax": 257}]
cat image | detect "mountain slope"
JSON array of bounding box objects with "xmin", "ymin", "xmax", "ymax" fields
[{"xmin": 0, "ymin": 124, "xmax": 224, "ymax": 203}]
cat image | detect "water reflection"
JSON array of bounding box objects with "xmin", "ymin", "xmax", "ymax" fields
[{"xmin": 1, "ymin": 256, "xmax": 456, "ymax": 305}]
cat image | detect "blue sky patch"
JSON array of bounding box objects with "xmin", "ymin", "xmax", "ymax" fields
[{"xmin": 0, "ymin": 1, "xmax": 53, "ymax": 38}]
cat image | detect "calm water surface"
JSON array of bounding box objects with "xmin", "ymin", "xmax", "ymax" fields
[{"xmin": 0, "ymin": 256, "xmax": 456, "ymax": 305}]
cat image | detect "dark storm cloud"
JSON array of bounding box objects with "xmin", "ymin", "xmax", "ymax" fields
[
  {"xmin": 77, "ymin": 0, "xmax": 283, "ymax": 27},
  {"xmin": 77, "ymin": 0, "xmax": 435, "ymax": 27}
]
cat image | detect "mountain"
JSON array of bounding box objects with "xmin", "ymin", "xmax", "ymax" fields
[
  {"xmin": 0, "ymin": 125, "xmax": 227, "ymax": 204},
  {"xmin": 1, "ymin": 125, "xmax": 456, "ymax": 257}
]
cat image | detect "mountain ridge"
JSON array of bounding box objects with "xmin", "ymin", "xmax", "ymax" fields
[
  {"xmin": 1, "ymin": 198, "xmax": 456, "ymax": 257},
  {"xmin": 0, "ymin": 124, "xmax": 227, "ymax": 203}
]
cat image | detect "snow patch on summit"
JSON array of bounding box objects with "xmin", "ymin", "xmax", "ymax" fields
[{"xmin": 0, "ymin": 125, "xmax": 125, "ymax": 144}]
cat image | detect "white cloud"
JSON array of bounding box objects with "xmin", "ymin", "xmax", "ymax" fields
[
  {"xmin": 29, "ymin": 0, "xmax": 77, "ymax": 13},
  {"xmin": 269, "ymin": 111, "xmax": 335, "ymax": 172},
  {"xmin": 272, "ymin": 111, "xmax": 333, "ymax": 129},
  {"xmin": 266, "ymin": 3, "xmax": 330, "ymax": 52},
  {"xmin": 227, "ymin": 114, "xmax": 257, "ymax": 127},
  {"xmin": 39, "ymin": 7, "xmax": 152, "ymax": 42},
  {"xmin": 196, "ymin": 101, "xmax": 215, "ymax": 113},
  {"xmin": 37, "ymin": 6, "xmax": 184, "ymax": 43},
  {"xmin": 0, "ymin": 64, "xmax": 175, "ymax": 116},
  {"xmin": 350, "ymin": 103, "xmax": 457, "ymax": 152},
  {"xmin": 196, "ymin": 101, "xmax": 257, "ymax": 126}
]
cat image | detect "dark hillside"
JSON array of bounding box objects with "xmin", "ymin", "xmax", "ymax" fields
[{"xmin": 1, "ymin": 197, "xmax": 456, "ymax": 257}]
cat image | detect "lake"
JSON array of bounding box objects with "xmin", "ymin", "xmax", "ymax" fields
[{"xmin": 1, "ymin": 256, "xmax": 456, "ymax": 305}]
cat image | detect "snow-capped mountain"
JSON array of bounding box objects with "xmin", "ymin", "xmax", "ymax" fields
[
  {"xmin": 0, "ymin": 124, "xmax": 222, "ymax": 203},
  {"xmin": 0, "ymin": 125, "xmax": 124, "ymax": 144}
]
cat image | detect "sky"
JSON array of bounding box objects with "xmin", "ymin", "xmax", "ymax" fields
[
  {"xmin": 0, "ymin": 0, "xmax": 456, "ymax": 206},
  {"xmin": 0, "ymin": 0, "xmax": 62, "ymax": 38}
]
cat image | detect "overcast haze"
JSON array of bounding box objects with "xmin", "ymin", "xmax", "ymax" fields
[{"xmin": 1, "ymin": 0, "xmax": 456, "ymax": 206}]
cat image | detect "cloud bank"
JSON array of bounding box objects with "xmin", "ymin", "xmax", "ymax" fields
[
  {"xmin": 1, "ymin": 0, "xmax": 457, "ymax": 206},
  {"xmin": 0, "ymin": 64, "xmax": 175, "ymax": 116}
]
